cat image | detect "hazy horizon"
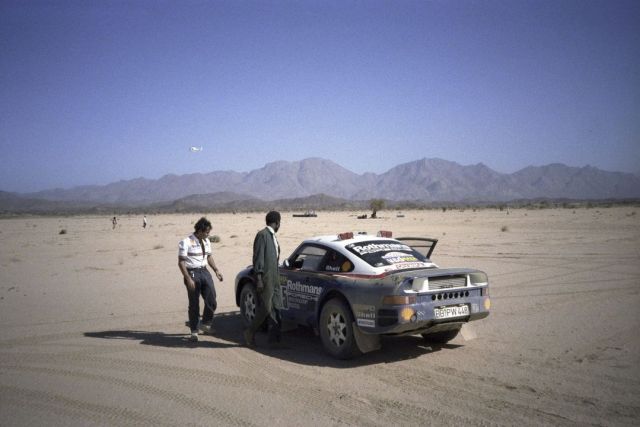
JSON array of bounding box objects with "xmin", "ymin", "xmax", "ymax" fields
[{"xmin": 2, "ymin": 0, "xmax": 639, "ymax": 192}]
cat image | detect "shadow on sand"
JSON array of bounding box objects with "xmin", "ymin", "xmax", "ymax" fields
[{"xmin": 85, "ymin": 311, "xmax": 463, "ymax": 368}]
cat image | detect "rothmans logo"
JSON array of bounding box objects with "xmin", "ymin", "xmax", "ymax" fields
[
  {"xmin": 286, "ymin": 280, "xmax": 322, "ymax": 295},
  {"xmin": 349, "ymin": 242, "xmax": 411, "ymax": 255}
]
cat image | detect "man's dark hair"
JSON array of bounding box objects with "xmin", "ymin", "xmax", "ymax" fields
[
  {"xmin": 265, "ymin": 211, "xmax": 281, "ymax": 225},
  {"xmin": 194, "ymin": 217, "xmax": 212, "ymax": 233}
]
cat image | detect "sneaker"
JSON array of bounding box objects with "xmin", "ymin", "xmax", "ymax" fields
[
  {"xmin": 189, "ymin": 331, "xmax": 199, "ymax": 342},
  {"xmin": 198, "ymin": 321, "xmax": 214, "ymax": 334}
]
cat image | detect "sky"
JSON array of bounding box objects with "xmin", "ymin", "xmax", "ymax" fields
[{"xmin": 1, "ymin": 0, "xmax": 639, "ymax": 193}]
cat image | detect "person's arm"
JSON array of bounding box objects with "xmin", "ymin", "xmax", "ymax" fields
[
  {"xmin": 207, "ymin": 255, "xmax": 223, "ymax": 281},
  {"xmin": 178, "ymin": 257, "xmax": 195, "ymax": 291},
  {"xmin": 253, "ymin": 231, "xmax": 266, "ymax": 292}
]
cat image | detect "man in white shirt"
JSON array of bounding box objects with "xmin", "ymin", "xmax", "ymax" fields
[{"xmin": 178, "ymin": 217, "xmax": 224, "ymax": 342}]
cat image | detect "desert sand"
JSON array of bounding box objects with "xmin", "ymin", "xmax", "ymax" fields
[{"xmin": 1, "ymin": 207, "xmax": 639, "ymax": 426}]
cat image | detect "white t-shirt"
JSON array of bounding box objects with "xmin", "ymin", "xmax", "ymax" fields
[{"xmin": 178, "ymin": 233, "xmax": 211, "ymax": 269}]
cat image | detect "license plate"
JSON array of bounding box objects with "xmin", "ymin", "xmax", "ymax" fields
[{"xmin": 434, "ymin": 304, "xmax": 469, "ymax": 319}]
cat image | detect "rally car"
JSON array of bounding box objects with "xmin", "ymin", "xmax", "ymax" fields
[{"xmin": 234, "ymin": 231, "xmax": 490, "ymax": 359}]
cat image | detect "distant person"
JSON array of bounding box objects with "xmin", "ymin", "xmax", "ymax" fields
[
  {"xmin": 244, "ymin": 211, "xmax": 283, "ymax": 348},
  {"xmin": 143, "ymin": 215, "xmax": 148, "ymax": 229},
  {"xmin": 178, "ymin": 217, "xmax": 224, "ymax": 342},
  {"xmin": 112, "ymin": 216, "xmax": 117, "ymax": 230}
]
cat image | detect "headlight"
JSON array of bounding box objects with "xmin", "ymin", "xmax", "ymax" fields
[{"xmin": 468, "ymin": 272, "xmax": 488, "ymax": 286}]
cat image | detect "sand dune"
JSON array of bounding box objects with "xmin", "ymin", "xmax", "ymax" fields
[{"xmin": 1, "ymin": 208, "xmax": 639, "ymax": 425}]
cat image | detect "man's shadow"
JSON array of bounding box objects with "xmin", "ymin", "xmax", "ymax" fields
[
  {"xmin": 84, "ymin": 311, "xmax": 246, "ymax": 349},
  {"xmin": 85, "ymin": 311, "xmax": 463, "ymax": 366}
]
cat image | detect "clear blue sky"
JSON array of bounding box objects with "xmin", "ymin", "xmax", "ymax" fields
[{"xmin": 1, "ymin": 0, "xmax": 639, "ymax": 193}]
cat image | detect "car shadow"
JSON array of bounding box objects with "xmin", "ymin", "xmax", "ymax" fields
[{"xmin": 85, "ymin": 311, "xmax": 463, "ymax": 367}]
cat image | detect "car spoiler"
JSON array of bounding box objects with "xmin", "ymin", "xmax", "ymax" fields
[{"xmin": 396, "ymin": 237, "xmax": 438, "ymax": 259}]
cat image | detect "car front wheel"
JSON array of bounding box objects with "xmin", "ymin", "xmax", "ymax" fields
[
  {"xmin": 239, "ymin": 283, "xmax": 258, "ymax": 327},
  {"xmin": 319, "ymin": 298, "xmax": 361, "ymax": 359}
]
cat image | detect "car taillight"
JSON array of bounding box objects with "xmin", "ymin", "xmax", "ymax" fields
[{"xmin": 383, "ymin": 295, "xmax": 416, "ymax": 305}]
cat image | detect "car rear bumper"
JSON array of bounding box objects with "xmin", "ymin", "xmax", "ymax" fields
[{"xmin": 357, "ymin": 292, "xmax": 490, "ymax": 335}]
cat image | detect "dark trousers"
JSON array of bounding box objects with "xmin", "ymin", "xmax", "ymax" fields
[
  {"xmin": 248, "ymin": 297, "xmax": 281, "ymax": 343},
  {"xmin": 185, "ymin": 268, "xmax": 217, "ymax": 332}
]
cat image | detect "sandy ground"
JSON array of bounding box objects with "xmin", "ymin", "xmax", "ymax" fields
[{"xmin": 1, "ymin": 207, "xmax": 639, "ymax": 426}]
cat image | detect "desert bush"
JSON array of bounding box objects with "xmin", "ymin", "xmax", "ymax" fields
[
  {"xmin": 209, "ymin": 235, "xmax": 221, "ymax": 243},
  {"xmin": 59, "ymin": 229, "xmax": 67, "ymax": 235},
  {"xmin": 153, "ymin": 244, "xmax": 164, "ymax": 250},
  {"xmin": 501, "ymin": 225, "xmax": 509, "ymax": 232}
]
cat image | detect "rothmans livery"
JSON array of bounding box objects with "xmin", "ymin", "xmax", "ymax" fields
[
  {"xmin": 178, "ymin": 234, "xmax": 212, "ymax": 269},
  {"xmin": 235, "ymin": 231, "xmax": 490, "ymax": 359}
]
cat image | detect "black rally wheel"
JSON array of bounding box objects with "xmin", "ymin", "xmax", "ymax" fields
[
  {"xmin": 319, "ymin": 298, "xmax": 362, "ymax": 359},
  {"xmin": 239, "ymin": 283, "xmax": 258, "ymax": 327}
]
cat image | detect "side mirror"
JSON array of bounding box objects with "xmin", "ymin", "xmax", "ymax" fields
[{"xmin": 283, "ymin": 259, "xmax": 290, "ymax": 268}]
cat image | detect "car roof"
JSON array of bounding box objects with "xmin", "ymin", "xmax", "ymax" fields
[
  {"xmin": 302, "ymin": 233, "xmax": 397, "ymax": 250},
  {"xmin": 295, "ymin": 234, "xmax": 437, "ymax": 276}
]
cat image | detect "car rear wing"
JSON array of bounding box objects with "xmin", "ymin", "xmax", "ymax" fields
[{"xmin": 396, "ymin": 237, "xmax": 438, "ymax": 259}]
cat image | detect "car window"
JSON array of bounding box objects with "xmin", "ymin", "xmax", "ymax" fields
[
  {"xmin": 319, "ymin": 249, "xmax": 354, "ymax": 273},
  {"xmin": 345, "ymin": 240, "xmax": 428, "ymax": 269},
  {"xmin": 292, "ymin": 245, "xmax": 327, "ymax": 271}
]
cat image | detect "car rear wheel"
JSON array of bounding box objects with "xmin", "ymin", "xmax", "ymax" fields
[
  {"xmin": 239, "ymin": 283, "xmax": 258, "ymax": 327},
  {"xmin": 319, "ymin": 298, "xmax": 361, "ymax": 359},
  {"xmin": 421, "ymin": 326, "xmax": 461, "ymax": 344}
]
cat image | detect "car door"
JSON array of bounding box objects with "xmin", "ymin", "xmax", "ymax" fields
[{"xmin": 280, "ymin": 244, "xmax": 328, "ymax": 326}]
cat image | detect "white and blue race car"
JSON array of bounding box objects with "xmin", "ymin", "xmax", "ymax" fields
[{"xmin": 235, "ymin": 231, "xmax": 490, "ymax": 359}]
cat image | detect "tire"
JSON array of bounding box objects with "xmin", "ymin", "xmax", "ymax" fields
[
  {"xmin": 239, "ymin": 283, "xmax": 258, "ymax": 328},
  {"xmin": 319, "ymin": 298, "xmax": 362, "ymax": 359},
  {"xmin": 421, "ymin": 326, "xmax": 461, "ymax": 344}
]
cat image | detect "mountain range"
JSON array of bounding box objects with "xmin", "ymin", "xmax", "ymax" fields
[{"xmin": 2, "ymin": 157, "xmax": 639, "ymax": 213}]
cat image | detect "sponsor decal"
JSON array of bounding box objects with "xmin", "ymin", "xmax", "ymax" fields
[
  {"xmin": 286, "ymin": 280, "xmax": 322, "ymax": 295},
  {"xmin": 348, "ymin": 242, "xmax": 412, "ymax": 255},
  {"xmin": 357, "ymin": 319, "xmax": 375, "ymax": 328},
  {"xmin": 354, "ymin": 304, "xmax": 376, "ymax": 325},
  {"xmin": 383, "ymin": 251, "xmax": 418, "ymax": 264},
  {"xmin": 389, "ymin": 262, "xmax": 432, "ymax": 270},
  {"xmin": 281, "ymin": 279, "xmax": 322, "ymax": 310}
]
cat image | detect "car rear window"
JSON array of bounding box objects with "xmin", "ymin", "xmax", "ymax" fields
[{"xmin": 345, "ymin": 240, "xmax": 429, "ymax": 269}]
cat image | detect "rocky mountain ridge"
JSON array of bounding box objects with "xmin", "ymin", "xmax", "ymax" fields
[{"xmin": 10, "ymin": 157, "xmax": 640, "ymax": 207}]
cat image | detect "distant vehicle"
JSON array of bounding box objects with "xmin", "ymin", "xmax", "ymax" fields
[
  {"xmin": 293, "ymin": 210, "xmax": 317, "ymax": 217},
  {"xmin": 234, "ymin": 231, "xmax": 490, "ymax": 359},
  {"xmin": 190, "ymin": 146, "xmax": 203, "ymax": 152}
]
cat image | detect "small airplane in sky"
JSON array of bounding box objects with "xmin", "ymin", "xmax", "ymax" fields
[{"xmin": 189, "ymin": 146, "xmax": 203, "ymax": 152}]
